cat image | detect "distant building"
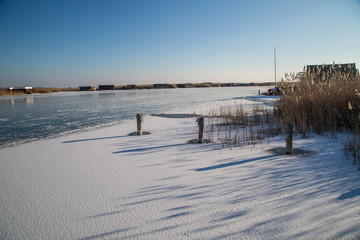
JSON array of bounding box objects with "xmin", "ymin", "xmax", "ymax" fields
[
  {"xmin": 98, "ymin": 85, "xmax": 115, "ymax": 90},
  {"xmin": 24, "ymin": 87, "xmax": 33, "ymax": 93},
  {"xmin": 125, "ymin": 85, "xmax": 137, "ymax": 89},
  {"xmin": 176, "ymin": 83, "xmax": 192, "ymax": 88},
  {"xmin": 237, "ymin": 83, "xmax": 252, "ymax": 86},
  {"xmin": 153, "ymin": 83, "xmax": 173, "ymax": 89},
  {"xmin": 221, "ymin": 83, "xmax": 235, "ymax": 87},
  {"xmin": 79, "ymin": 86, "xmax": 96, "ymax": 91},
  {"xmin": 306, "ymin": 63, "xmax": 357, "ymax": 81},
  {"xmin": 9, "ymin": 86, "xmax": 33, "ymax": 94}
]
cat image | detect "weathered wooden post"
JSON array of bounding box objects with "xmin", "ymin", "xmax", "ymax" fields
[
  {"xmin": 258, "ymin": 90, "xmax": 261, "ymax": 96},
  {"xmin": 136, "ymin": 113, "xmax": 143, "ymax": 136},
  {"xmin": 285, "ymin": 123, "xmax": 295, "ymax": 154},
  {"xmin": 197, "ymin": 117, "xmax": 204, "ymax": 143}
]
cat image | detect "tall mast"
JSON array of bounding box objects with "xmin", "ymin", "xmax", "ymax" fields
[{"xmin": 274, "ymin": 47, "xmax": 277, "ymax": 87}]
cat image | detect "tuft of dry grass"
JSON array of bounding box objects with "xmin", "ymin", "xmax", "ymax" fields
[{"xmin": 199, "ymin": 103, "xmax": 281, "ymax": 147}]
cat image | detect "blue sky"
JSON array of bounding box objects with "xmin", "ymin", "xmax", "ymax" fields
[{"xmin": 0, "ymin": 0, "xmax": 359, "ymax": 87}]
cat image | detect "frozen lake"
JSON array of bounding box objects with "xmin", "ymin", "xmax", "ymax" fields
[{"xmin": 0, "ymin": 86, "xmax": 268, "ymax": 147}]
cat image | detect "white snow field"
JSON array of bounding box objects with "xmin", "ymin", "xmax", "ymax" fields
[{"xmin": 1, "ymin": 99, "xmax": 360, "ymax": 239}]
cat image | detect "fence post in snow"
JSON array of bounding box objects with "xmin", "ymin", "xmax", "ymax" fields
[
  {"xmin": 258, "ymin": 90, "xmax": 261, "ymax": 96},
  {"xmin": 136, "ymin": 113, "xmax": 143, "ymax": 136},
  {"xmin": 197, "ymin": 117, "xmax": 204, "ymax": 143},
  {"xmin": 285, "ymin": 123, "xmax": 295, "ymax": 154}
]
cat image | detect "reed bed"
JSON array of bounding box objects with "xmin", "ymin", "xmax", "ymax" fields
[
  {"xmin": 199, "ymin": 64, "xmax": 360, "ymax": 168},
  {"xmin": 277, "ymin": 66, "xmax": 360, "ymax": 136},
  {"xmin": 277, "ymin": 64, "xmax": 360, "ymax": 166}
]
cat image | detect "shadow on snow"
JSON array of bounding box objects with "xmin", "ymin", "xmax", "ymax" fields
[
  {"xmin": 338, "ymin": 187, "xmax": 360, "ymax": 200},
  {"xmin": 112, "ymin": 143, "xmax": 189, "ymax": 154},
  {"xmin": 62, "ymin": 135, "xmax": 128, "ymax": 143},
  {"xmin": 194, "ymin": 155, "xmax": 277, "ymax": 172}
]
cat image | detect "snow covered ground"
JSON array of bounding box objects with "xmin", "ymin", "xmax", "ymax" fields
[{"xmin": 1, "ymin": 99, "xmax": 360, "ymax": 239}]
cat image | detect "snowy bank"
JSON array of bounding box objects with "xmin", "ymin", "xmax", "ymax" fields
[{"xmin": 1, "ymin": 99, "xmax": 360, "ymax": 239}]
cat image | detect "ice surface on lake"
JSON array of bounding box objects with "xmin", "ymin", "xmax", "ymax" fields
[{"xmin": 0, "ymin": 87, "xmax": 268, "ymax": 147}]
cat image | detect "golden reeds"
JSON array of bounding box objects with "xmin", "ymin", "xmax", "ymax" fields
[
  {"xmin": 277, "ymin": 64, "xmax": 360, "ymax": 166},
  {"xmin": 277, "ymin": 64, "xmax": 360, "ymax": 135}
]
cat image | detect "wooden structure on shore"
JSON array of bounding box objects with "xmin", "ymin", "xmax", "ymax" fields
[
  {"xmin": 79, "ymin": 86, "xmax": 97, "ymax": 91},
  {"xmin": 124, "ymin": 85, "xmax": 137, "ymax": 89},
  {"xmin": 153, "ymin": 83, "xmax": 173, "ymax": 89},
  {"xmin": 176, "ymin": 83, "xmax": 192, "ymax": 88},
  {"xmin": 98, "ymin": 85, "xmax": 115, "ymax": 90},
  {"xmin": 8, "ymin": 87, "xmax": 33, "ymax": 94}
]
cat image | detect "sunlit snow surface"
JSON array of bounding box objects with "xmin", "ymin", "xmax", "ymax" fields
[{"xmin": 1, "ymin": 112, "xmax": 360, "ymax": 239}]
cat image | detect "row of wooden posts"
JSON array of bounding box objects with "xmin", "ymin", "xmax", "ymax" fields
[{"xmin": 136, "ymin": 113, "xmax": 295, "ymax": 154}]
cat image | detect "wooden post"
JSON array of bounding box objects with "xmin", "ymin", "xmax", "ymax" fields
[
  {"xmin": 136, "ymin": 113, "xmax": 143, "ymax": 136},
  {"xmin": 196, "ymin": 117, "xmax": 204, "ymax": 143},
  {"xmin": 286, "ymin": 123, "xmax": 295, "ymax": 154},
  {"xmin": 258, "ymin": 90, "xmax": 260, "ymax": 96}
]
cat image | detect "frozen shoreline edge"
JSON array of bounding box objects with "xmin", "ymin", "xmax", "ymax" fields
[{"xmin": 1, "ymin": 95, "xmax": 270, "ymax": 149}]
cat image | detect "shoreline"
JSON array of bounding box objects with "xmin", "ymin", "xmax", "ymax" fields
[
  {"xmin": 0, "ymin": 89, "xmax": 271, "ymax": 149},
  {"xmin": 0, "ymin": 82, "xmax": 274, "ymax": 96}
]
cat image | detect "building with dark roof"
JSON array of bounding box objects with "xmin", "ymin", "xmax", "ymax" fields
[
  {"xmin": 306, "ymin": 63, "xmax": 357, "ymax": 81},
  {"xmin": 79, "ymin": 86, "xmax": 96, "ymax": 91},
  {"xmin": 98, "ymin": 85, "xmax": 115, "ymax": 90}
]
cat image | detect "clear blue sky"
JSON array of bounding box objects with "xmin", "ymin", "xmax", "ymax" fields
[{"xmin": 0, "ymin": 0, "xmax": 359, "ymax": 87}]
